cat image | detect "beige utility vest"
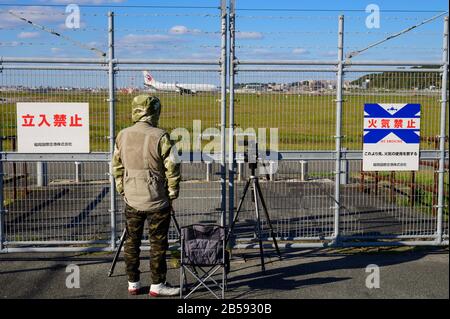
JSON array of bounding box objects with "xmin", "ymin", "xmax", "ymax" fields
[{"xmin": 116, "ymin": 122, "xmax": 169, "ymax": 212}]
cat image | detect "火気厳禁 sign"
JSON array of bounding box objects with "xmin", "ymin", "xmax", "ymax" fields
[
  {"xmin": 363, "ymin": 103, "xmax": 420, "ymax": 171},
  {"xmin": 16, "ymin": 103, "xmax": 90, "ymax": 153}
]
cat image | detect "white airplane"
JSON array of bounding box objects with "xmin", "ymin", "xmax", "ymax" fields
[{"xmin": 143, "ymin": 71, "xmax": 219, "ymax": 95}]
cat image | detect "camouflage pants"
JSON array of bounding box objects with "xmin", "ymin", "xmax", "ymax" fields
[{"xmin": 123, "ymin": 203, "xmax": 171, "ymax": 284}]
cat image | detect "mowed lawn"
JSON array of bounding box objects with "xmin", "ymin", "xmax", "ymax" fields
[
  {"xmin": 0, "ymin": 91, "xmax": 445, "ymax": 151},
  {"xmin": 1, "ymin": 90, "xmax": 447, "ymax": 216}
]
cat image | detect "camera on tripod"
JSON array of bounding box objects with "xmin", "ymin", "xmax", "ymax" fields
[
  {"xmin": 239, "ymin": 138, "xmax": 259, "ymax": 172},
  {"xmin": 227, "ymin": 137, "xmax": 281, "ymax": 272}
]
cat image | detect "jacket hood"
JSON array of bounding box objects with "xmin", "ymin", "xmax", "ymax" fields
[{"xmin": 131, "ymin": 95, "xmax": 162, "ymax": 127}]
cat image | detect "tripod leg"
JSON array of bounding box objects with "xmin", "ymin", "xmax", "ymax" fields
[
  {"xmin": 170, "ymin": 208, "xmax": 181, "ymax": 236},
  {"xmin": 225, "ymin": 178, "xmax": 251, "ymax": 244},
  {"xmin": 255, "ymin": 182, "xmax": 282, "ymax": 260},
  {"xmin": 108, "ymin": 227, "xmax": 128, "ymax": 277},
  {"xmin": 252, "ymin": 179, "xmax": 265, "ymax": 272}
]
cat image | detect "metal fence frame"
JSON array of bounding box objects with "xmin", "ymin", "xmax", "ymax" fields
[{"xmin": 0, "ymin": 2, "xmax": 448, "ymax": 252}]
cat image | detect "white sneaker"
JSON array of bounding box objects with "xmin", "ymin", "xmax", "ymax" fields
[
  {"xmin": 128, "ymin": 281, "xmax": 141, "ymax": 295},
  {"xmin": 149, "ymin": 282, "xmax": 180, "ymax": 297}
]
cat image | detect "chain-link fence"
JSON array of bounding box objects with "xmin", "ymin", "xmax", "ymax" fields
[{"xmin": 0, "ymin": 1, "xmax": 448, "ymax": 252}]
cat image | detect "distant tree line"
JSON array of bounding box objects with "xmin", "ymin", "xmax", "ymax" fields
[{"xmin": 350, "ymin": 65, "xmax": 447, "ymax": 90}]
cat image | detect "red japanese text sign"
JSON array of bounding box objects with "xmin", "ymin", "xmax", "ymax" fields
[{"xmin": 16, "ymin": 103, "xmax": 90, "ymax": 153}]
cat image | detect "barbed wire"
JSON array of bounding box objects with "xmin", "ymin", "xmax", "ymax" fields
[
  {"xmin": 345, "ymin": 16, "xmax": 445, "ymax": 21},
  {"xmin": 236, "ymin": 15, "xmax": 445, "ymax": 21},
  {"xmin": 0, "ymin": 4, "xmax": 219, "ymax": 9},
  {"xmin": 0, "ymin": 41, "xmax": 439, "ymax": 52},
  {"xmin": 236, "ymin": 30, "xmax": 335, "ymax": 35},
  {"xmin": 236, "ymin": 45, "xmax": 335, "ymax": 49},
  {"xmin": 0, "ymin": 41, "xmax": 106, "ymax": 47},
  {"xmin": 113, "ymin": 13, "xmax": 219, "ymax": 17},
  {"xmin": 0, "ymin": 27, "xmax": 104, "ymax": 32},
  {"xmin": 0, "ymin": 4, "xmax": 445, "ymax": 12},
  {"xmin": 0, "ymin": 10, "xmax": 220, "ymax": 18},
  {"xmin": 0, "ymin": 27, "xmax": 220, "ymax": 34},
  {"xmin": 2, "ymin": 10, "xmax": 443, "ymax": 20},
  {"xmin": 236, "ymin": 31, "xmax": 440, "ymax": 36},
  {"xmin": 0, "ymin": 43, "xmax": 211, "ymax": 49},
  {"xmin": 235, "ymin": 8, "xmax": 446, "ymax": 12},
  {"xmin": 348, "ymin": 46, "xmax": 441, "ymax": 50},
  {"xmin": 117, "ymin": 44, "xmax": 220, "ymax": 49},
  {"xmin": 235, "ymin": 44, "xmax": 441, "ymax": 50},
  {"xmin": 344, "ymin": 31, "xmax": 441, "ymax": 35},
  {"xmin": 235, "ymin": 15, "xmax": 337, "ymax": 20},
  {"xmin": 0, "ymin": 26, "xmax": 440, "ymax": 37},
  {"xmin": 0, "ymin": 10, "xmax": 105, "ymax": 17},
  {"xmin": 114, "ymin": 28, "xmax": 220, "ymax": 34},
  {"xmin": 0, "ymin": 11, "xmax": 424, "ymax": 20}
]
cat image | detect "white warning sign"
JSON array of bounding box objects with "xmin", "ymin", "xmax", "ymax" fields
[
  {"xmin": 363, "ymin": 103, "xmax": 420, "ymax": 171},
  {"xmin": 17, "ymin": 102, "xmax": 90, "ymax": 153}
]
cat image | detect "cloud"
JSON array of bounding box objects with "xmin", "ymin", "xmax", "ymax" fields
[
  {"xmin": 120, "ymin": 33, "xmax": 176, "ymax": 45},
  {"xmin": 235, "ymin": 31, "xmax": 263, "ymax": 40},
  {"xmin": 251, "ymin": 48, "xmax": 271, "ymax": 54},
  {"xmin": 320, "ymin": 50, "xmax": 337, "ymax": 57},
  {"xmin": 17, "ymin": 32, "xmax": 40, "ymax": 39},
  {"xmin": 292, "ymin": 48, "xmax": 310, "ymax": 55},
  {"xmin": 190, "ymin": 48, "xmax": 220, "ymax": 59},
  {"xmin": 238, "ymin": 48, "xmax": 316, "ymax": 60},
  {"xmin": 169, "ymin": 25, "xmax": 202, "ymax": 35},
  {"xmin": 47, "ymin": 0, "xmax": 126, "ymax": 4},
  {"xmin": 116, "ymin": 33, "xmax": 184, "ymax": 56},
  {"xmin": 0, "ymin": 7, "xmax": 64, "ymax": 28},
  {"xmin": 57, "ymin": 21, "xmax": 87, "ymax": 30},
  {"xmin": 4, "ymin": 41, "xmax": 20, "ymax": 47},
  {"xmin": 169, "ymin": 25, "xmax": 188, "ymax": 35}
]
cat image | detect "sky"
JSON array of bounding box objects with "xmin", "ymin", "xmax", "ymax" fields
[{"xmin": 0, "ymin": 0, "xmax": 448, "ymax": 87}]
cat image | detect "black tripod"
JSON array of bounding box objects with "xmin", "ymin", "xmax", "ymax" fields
[
  {"xmin": 108, "ymin": 207, "xmax": 181, "ymax": 277},
  {"xmin": 226, "ymin": 163, "xmax": 282, "ymax": 272}
]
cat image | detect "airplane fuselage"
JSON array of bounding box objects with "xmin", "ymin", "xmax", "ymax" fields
[
  {"xmin": 143, "ymin": 71, "xmax": 219, "ymax": 94},
  {"xmin": 148, "ymin": 81, "xmax": 218, "ymax": 93}
]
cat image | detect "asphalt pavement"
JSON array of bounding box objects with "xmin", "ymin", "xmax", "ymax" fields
[{"xmin": 0, "ymin": 246, "xmax": 447, "ymax": 299}]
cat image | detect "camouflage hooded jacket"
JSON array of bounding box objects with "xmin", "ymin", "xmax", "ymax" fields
[{"xmin": 112, "ymin": 95, "xmax": 181, "ymax": 211}]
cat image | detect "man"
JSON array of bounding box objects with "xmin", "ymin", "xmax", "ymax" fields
[{"xmin": 112, "ymin": 94, "xmax": 181, "ymax": 297}]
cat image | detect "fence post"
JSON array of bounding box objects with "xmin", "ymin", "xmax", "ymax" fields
[
  {"xmin": 219, "ymin": 0, "xmax": 228, "ymax": 228},
  {"xmin": 206, "ymin": 162, "xmax": 211, "ymax": 182},
  {"xmin": 75, "ymin": 162, "xmax": 82, "ymax": 183},
  {"xmin": 340, "ymin": 148, "xmax": 348, "ymax": 185},
  {"xmin": 334, "ymin": 15, "xmax": 344, "ymax": 245},
  {"xmin": 108, "ymin": 11, "xmax": 117, "ymax": 250},
  {"xmin": 409, "ymin": 171, "xmax": 416, "ymax": 207},
  {"xmin": 333, "ymin": 15, "xmax": 344, "ymax": 246},
  {"xmin": 390, "ymin": 172, "xmax": 395, "ymax": 203},
  {"xmin": 374, "ymin": 171, "xmax": 379, "ymax": 196},
  {"xmin": 36, "ymin": 162, "xmax": 48, "ymax": 187},
  {"xmin": 299, "ymin": 160, "xmax": 308, "ymax": 181},
  {"xmin": 228, "ymin": 0, "xmax": 236, "ymax": 247},
  {"xmin": 12, "ymin": 138, "xmax": 16, "ymax": 200},
  {"xmin": 237, "ymin": 162, "xmax": 243, "ymax": 181},
  {"xmin": 0, "ymin": 138, "xmax": 4, "ymax": 251},
  {"xmin": 437, "ymin": 16, "xmax": 449, "ymax": 244}
]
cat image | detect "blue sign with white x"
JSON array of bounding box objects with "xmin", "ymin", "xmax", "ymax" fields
[{"xmin": 363, "ymin": 103, "xmax": 420, "ymax": 144}]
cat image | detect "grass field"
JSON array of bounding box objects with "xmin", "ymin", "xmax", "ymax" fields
[
  {"xmin": 0, "ymin": 90, "xmax": 447, "ymax": 152},
  {"xmin": 0, "ymin": 90, "xmax": 448, "ymax": 218}
]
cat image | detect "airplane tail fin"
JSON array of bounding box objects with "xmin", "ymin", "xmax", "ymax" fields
[{"xmin": 143, "ymin": 71, "xmax": 155, "ymax": 86}]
